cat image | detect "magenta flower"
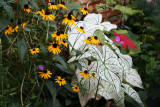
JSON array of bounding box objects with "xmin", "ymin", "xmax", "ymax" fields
[{"xmin": 39, "ymin": 65, "xmax": 44, "ymax": 70}]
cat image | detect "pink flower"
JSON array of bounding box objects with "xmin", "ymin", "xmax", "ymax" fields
[{"xmin": 112, "ymin": 31, "xmax": 137, "ymax": 50}]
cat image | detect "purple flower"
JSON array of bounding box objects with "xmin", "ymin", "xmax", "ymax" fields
[
  {"xmin": 115, "ymin": 36, "xmax": 120, "ymax": 42},
  {"xmin": 120, "ymin": 41, "xmax": 124, "ymax": 44},
  {"xmin": 39, "ymin": 65, "xmax": 44, "ymax": 70}
]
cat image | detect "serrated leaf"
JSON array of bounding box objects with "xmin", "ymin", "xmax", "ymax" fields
[{"xmin": 122, "ymin": 83, "xmax": 144, "ymax": 107}]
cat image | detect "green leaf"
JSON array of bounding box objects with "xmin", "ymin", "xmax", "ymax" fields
[
  {"xmin": 19, "ymin": 0, "xmax": 29, "ymax": 8},
  {"xmin": 55, "ymin": 63, "xmax": 74, "ymax": 74},
  {"xmin": 73, "ymin": 62, "xmax": 82, "ymax": 71},
  {"xmin": 65, "ymin": 99, "xmax": 72, "ymax": 106},
  {"xmin": 52, "ymin": 99, "xmax": 60, "ymax": 107},
  {"xmin": 112, "ymin": 5, "xmax": 144, "ymax": 15},
  {"xmin": 0, "ymin": 18, "xmax": 11, "ymax": 30},
  {"xmin": 17, "ymin": 38, "xmax": 28, "ymax": 62},
  {"xmin": 54, "ymin": 55, "xmax": 67, "ymax": 69},
  {"xmin": 3, "ymin": 4, "xmax": 13, "ymax": 14},
  {"xmin": 45, "ymin": 81, "xmax": 57, "ymax": 102}
]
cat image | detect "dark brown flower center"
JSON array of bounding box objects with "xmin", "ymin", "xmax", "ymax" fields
[
  {"xmin": 10, "ymin": 19, "xmax": 14, "ymax": 23},
  {"xmin": 94, "ymin": 36, "xmax": 98, "ymax": 40},
  {"xmin": 5, "ymin": 27, "xmax": 9, "ymax": 30},
  {"xmin": 53, "ymin": 43, "xmax": 58, "ymax": 48},
  {"xmin": 18, "ymin": 21, "xmax": 21, "ymax": 25},
  {"xmin": 84, "ymin": 70, "xmax": 88, "ymax": 74},
  {"xmin": 87, "ymin": 37, "xmax": 91, "ymax": 41},
  {"xmin": 84, "ymin": 8, "xmax": 87, "ymax": 10},
  {"xmin": 75, "ymin": 87, "xmax": 78, "ymax": 89},
  {"xmin": 56, "ymin": 32, "xmax": 60, "ymax": 36},
  {"xmin": 63, "ymin": 40, "xmax": 66, "ymax": 43},
  {"xmin": 61, "ymin": 1, "xmax": 65, "ymax": 5},
  {"xmin": 45, "ymin": 11, "xmax": 50, "ymax": 15},
  {"xmin": 59, "ymin": 79, "xmax": 62, "ymax": 82},
  {"xmin": 80, "ymin": 26, "xmax": 83, "ymax": 29},
  {"xmin": 43, "ymin": 70, "xmax": 47, "ymax": 73},
  {"xmin": 67, "ymin": 14, "xmax": 72, "ymax": 20},
  {"xmin": 33, "ymin": 48, "xmax": 35, "ymax": 51},
  {"xmin": 24, "ymin": 4, "xmax": 29, "ymax": 9},
  {"xmin": 51, "ymin": 2, "xmax": 55, "ymax": 5},
  {"xmin": 92, "ymin": 73, "xmax": 95, "ymax": 76}
]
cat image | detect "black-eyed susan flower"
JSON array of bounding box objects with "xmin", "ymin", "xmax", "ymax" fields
[
  {"xmin": 76, "ymin": 26, "xmax": 85, "ymax": 33},
  {"xmin": 83, "ymin": 37, "xmax": 92, "ymax": 44},
  {"xmin": 47, "ymin": 42, "xmax": 61, "ymax": 54},
  {"xmin": 58, "ymin": 2, "xmax": 68, "ymax": 10},
  {"xmin": 90, "ymin": 72, "xmax": 96, "ymax": 79},
  {"xmin": 24, "ymin": 4, "xmax": 31, "ymax": 13},
  {"xmin": 5, "ymin": 25, "xmax": 13, "ymax": 35},
  {"xmin": 79, "ymin": 70, "xmax": 91, "ymax": 79},
  {"xmin": 30, "ymin": 48, "xmax": 40, "ymax": 55},
  {"xmin": 80, "ymin": 8, "xmax": 88, "ymax": 15},
  {"xmin": 72, "ymin": 85, "xmax": 80, "ymax": 92},
  {"xmin": 91, "ymin": 36, "xmax": 100, "ymax": 45},
  {"xmin": 36, "ymin": 10, "xmax": 43, "ymax": 15},
  {"xmin": 51, "ymin": 32, "xmax": 67, "ymax": 41},
  {"xmin": 41, "ymin": 10, "xmax": 55, "ymax": 20},
  {"xmin": 59, "ymin": 39, "xmax": 68, "ymax": 47},
  {"xmin": 48, "ymin": 2, "xmax": 57, "ymax": 10},
  {"xmin": 62, "ymin": 12, "xmax": 76, "ymax": 27},
  {"xmin": 55, "ymin": 76, "xmax": 66, "ymax": 86},
  {"xmin": 13, "ymin": 25, "xmax": 19, "ymax": 32},
  {"xmin": 38, "ymin": 69, "xmax": 52, "ymax": 79},
  {"xmin": 21, "ymin": 23, "xmax": 26, "ymax": 28}
]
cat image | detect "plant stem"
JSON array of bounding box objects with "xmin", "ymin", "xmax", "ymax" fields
[
  {"xmin": 21, "ymin": 73, "xmax": 26, "ymax": 107},
  {"xmin": 46, "ymin": 20, "xmax": 49, "ymax": 41},
  {"xmin": 93, "ymin": 77, "xmax": 101, "ymax": 107},
  {"xmin": 0, "ymin": 39, "xmax": 4, "ymax": 106}
]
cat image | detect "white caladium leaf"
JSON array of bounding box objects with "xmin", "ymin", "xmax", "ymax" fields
[
  {"xmin": 103, "ymin": 33, "xmax": 143, "ymax": 88},
  {"xmin": 98, "ymin": 80, "xmax": 125, "ymax": 107},
  {"xmin": 71, "ymin": 74, "xmax": 101, "ymax": 107},
  {"xmin": 76, "ymin": 59, "xmax": 99, "ymax": 93},
  {"xmin": 68, "ymin": 13, "xmax": 117, "ymax": 54},
  {"xmin": 89, "ymin": 45, "xmax": 123, "ymax": 93},
  {"xmin": 122, "ymin": 83, "xmax": 144, "ymax": 107},
  {"xmin": 84, "ymin": 13, "xmax": 117, "ymax": 31},
  {"xmin": 125, "ymin": 69, "xmax": 143, "ymax": 88},
  {"xmin": 78, "ymin": 91, "xmax": 101, "ymax": 107},
  {"xmin": 101, "ymin": 22, "xmax": 117, "ymax": 31}
]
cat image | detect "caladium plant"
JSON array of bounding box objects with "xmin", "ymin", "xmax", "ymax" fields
[{"xmin": 68, "ymin": 13, "xmax": 143, "ymax": 107}]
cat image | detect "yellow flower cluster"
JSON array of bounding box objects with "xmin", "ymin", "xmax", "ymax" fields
[
  {"xmin": 83, "ymin": 36, "xmax": 100, "ymax": 45},
  {"xmin": 4, "ymin": 23, "xmax": 26, "ymax": 35}
]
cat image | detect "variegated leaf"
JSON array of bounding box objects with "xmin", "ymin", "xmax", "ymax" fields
[
  {"xmin": 125, "ymin": 69, "xmax": 143, "ymax": 88},
  {"xmin": 122, "ymin": 83, "xmax": 144, "ymax": 107}
]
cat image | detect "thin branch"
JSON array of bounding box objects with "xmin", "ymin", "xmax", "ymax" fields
[{"xmin": 23, "ymin": 30, "xmax": 31, "ymax": 49}]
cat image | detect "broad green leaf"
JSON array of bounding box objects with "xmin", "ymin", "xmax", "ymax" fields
[
  {"xmin": 3, "ymin": 4, "xmax": 13, "ymax": 13},
  {"xmin": 17, "ymin": 38, "xmax": 28, "ymax": 62},
  {"xmin": 54, "ymin": 55, "xmax": 67, "ymax": 68},
  {"xmin": 55, "ymin": 63, "xmax": 74, "ymax": 74},
  {"xmin": 45, "ymin": 81, "xmax": 57, "ymax": 102},
  {"xmin": 124, "ymin": 69, "xmax": 143, "ymax": 88},
  {"xmin": 122, "ymin": 83, "xmax": 144, "ymax": 107},
  {"xmin": 65, "ymin": 99, "xmax": 72, "ymax": 106},
  {"xmin": 0, "ymin": 18, "xmax": 11, "ymax": 30},
  {"xmin": 113, "ymin": 5, "xmax": 144, "ymax": 15}
]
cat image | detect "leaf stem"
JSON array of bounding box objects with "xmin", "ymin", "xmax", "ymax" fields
[
  {"xmin": 46, "ymin": 20, "xmax": 49, "ymax": 41},
  {"xmin": 21, "ymin": 73, "xmax": 26, "ymax": 107}
]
